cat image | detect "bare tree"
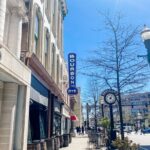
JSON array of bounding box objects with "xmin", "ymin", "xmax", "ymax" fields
[
  {"xmin": 81, "ymin": 12, "xmax": 150, "ymax": 140},
  {"xmin": 85, "ymin": 77, "xmax": 101, "ymax": 131}
]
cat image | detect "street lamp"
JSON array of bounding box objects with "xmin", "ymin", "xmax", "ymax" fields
[{"xmin": 141, "ymin": 25, "xmax": 150, "ymax": 63}]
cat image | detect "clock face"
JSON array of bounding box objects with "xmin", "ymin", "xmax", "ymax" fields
[{"xmin": 105, "ymin": 93, "xmax": 116, "ymax": 104}]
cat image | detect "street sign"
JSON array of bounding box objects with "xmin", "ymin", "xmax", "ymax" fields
[
  {"xmin": 67, "ymin": 53, "xmax": 78, "ymax": 95},
  {"xmin": 67, "ymin": 87, "xmax": 78, "ymax": 95}
]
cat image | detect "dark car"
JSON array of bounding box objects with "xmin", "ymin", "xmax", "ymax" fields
[{"xmin": 142, "ymin": 128, "xmax": 150, "ymax": 134}]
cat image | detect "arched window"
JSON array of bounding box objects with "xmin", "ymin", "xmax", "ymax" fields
[
  {"xmin": 44, "ymin": 30, "xmax": 49, "ymax": 70},
  {"xmin": 56, "ymin": 55, "xmax": 59, "ymax": 84},
  {"xmin": 33, "ymin": 13, "xmax": 39, "ymax": 54},
  {"xmin": 51, "ymin": 45, "xmax": 55, "ymax": 78}
]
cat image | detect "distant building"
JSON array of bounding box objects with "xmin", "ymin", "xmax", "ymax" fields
[
  {"xmin": 72, "ymin": 87, "xmax": 83, "ymax": 127},
  {"xmin": 113, "ymin": 92, "xmax": 150, "ymax": 126}
]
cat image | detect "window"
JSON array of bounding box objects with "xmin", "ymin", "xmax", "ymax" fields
[
  {"xmin": 29, "ymin": 101, "xmax": 48, "ymax": 141},
  {"xmin": 57, "ymin": 55, "xmax": 59, "ymax": 84},
  {"xmin": 53, "ymin": 114, "xmax": 61, "ymax": 135},
  {"xmin": 45, "ymin": 31, "xmax": 49, "ymax": 69},
  {"xmin": 33, "ymin": 14, "xmax": 39, "ymax": 53},
  {"xmin": 52, "ymin": 45, "xmax": 55, "ymax": 78},
  {"xmin": 45, "ymin": 32, "xmax": 49, "ymax": 54},
  {"xmin": 52, "ymin": 0, "xmax": 56, "ymax": 36}
]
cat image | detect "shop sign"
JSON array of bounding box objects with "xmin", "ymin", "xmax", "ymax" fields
[{"xmin": 67, "ymin": 53, "xmax": 78, "ymax": 95}]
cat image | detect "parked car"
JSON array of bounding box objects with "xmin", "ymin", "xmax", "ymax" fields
[{"xmin": 142, "ymin": 128, "xmax": 150, "ymax": 134}]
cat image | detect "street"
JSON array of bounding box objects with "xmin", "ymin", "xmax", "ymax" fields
[{"xmin": 126, "ymin": 132, "xmax": 150, "ymax": 150}]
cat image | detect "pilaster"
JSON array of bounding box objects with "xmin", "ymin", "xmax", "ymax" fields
[
  {"xmin": 0, "ymin": 83, "xmax": 18, "ymax": 150},
  {"xmin": 0, "ymin": 81, "xmax": 3, "ymax": 119},
  {"xmin": 0, "ymin": 0, "xmax": 7, "ymax": 42},
  {"xmin": 13, "ymin": 85, "xmax": 26, "ymax": 150}
]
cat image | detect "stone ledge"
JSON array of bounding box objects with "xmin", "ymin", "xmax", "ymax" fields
[{"xmin": 0, "ymin": 43, "xmax": 31, "ymax": 85}]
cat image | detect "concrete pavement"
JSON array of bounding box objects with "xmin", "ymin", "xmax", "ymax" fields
[
  {"xmin": 60, "ymin": 134, "xmax": 91, "ymax": 150},
  {"xmin": 60, "ymin": 134, "xmax": 107, "ymax": 150}
]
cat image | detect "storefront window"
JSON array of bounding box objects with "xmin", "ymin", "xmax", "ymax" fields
[
  {"xmin": 53, "ymin": 114, "xmax": 61, "ymax": 135},
  {"xmin": 39, "ymin": 111, "xmax": 47, "ymax": 139},
  {"xmin": 29, "ymin": 101, "xmax": 48, "ymax": 141}
]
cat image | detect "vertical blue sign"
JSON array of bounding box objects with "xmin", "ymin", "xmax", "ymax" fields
[{"xmin": 67, "ymin": 53, "xmax": 78, "ymax": 95}]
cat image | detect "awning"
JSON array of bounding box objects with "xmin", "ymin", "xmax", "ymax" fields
[{"xmin": 70, "ymin": 115, "xmax": 78, "ymax": 121}]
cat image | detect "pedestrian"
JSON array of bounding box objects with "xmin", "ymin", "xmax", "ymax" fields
[
  {"xmin": 98, "ymin": 127, "xmax": 101, "ymax": 133},
  {"xmin": 135, "ymin": 125, "xmax": 138, "ymax": 134},
  {"xmin": 81, "ymin": 126, "xmax": 84, "ymax": 135},
  {"xmin": 78, "ymin": 126, "xmax": 81, "ymax": 135},
  {"xmin": 76, "ymin": 126, "xmax": 79, "ymax": 134}
]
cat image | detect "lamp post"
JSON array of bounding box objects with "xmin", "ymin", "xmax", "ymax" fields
[{"xmin": 141, "ymin": 25, "xmax": 150, "ymax": 64}]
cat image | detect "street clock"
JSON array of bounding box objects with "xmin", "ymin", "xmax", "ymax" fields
[
  {"xmin": 101, "ymin": 89, "xmax": 117, "ymax": 105},
  {"xmin": 104, "ymin": 92, "xmax": 116, "ymax": 104}
]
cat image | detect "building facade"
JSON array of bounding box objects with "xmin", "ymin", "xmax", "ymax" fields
[
  {"xmin": 0, "ymin": 0, "xmax": 72, "ymax": 149},
  {"xmin": 113, "ymin": 92, "xmax": 150, "ymax": 127},
  {"xmin": 0, "ymin": 0, "xmax": 31, "ymax": 149},
  {"xmin": 73, "ymin": 87, "xmax": 83, "ymax": 127},
  {"xmin": 21, "ymin": 0, "xmax": 71, "ymax": 149}
]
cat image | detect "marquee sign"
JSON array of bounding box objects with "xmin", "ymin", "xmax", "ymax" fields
[{"xmin": 67, "ymin": 53, "xmax": 78, "ymax": 95}]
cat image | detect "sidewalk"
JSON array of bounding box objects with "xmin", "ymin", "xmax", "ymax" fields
[
  {"xmin": 60, "ymin": 134, "xmax": 91, "ymax": 150},
  {"xmin": 60, "ymin": 134, "xmax": 107, "ymax": 150}
]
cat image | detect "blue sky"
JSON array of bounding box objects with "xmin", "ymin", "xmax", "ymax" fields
[{"xmin": 64, "ymin": 0, "xmax": 150, "ymax": 100}]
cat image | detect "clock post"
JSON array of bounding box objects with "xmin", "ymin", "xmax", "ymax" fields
[
  {"xmin": 101, "ymin": 89, "xmax": 117, "ymax": 148},
  {"xmin": 109, "ymin": 104, "xmax": 116, "ymax": 143}
]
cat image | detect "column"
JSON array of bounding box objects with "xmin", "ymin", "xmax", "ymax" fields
[
  {"xmin": 22, "ymin": 86, "xmax": 30, "ymax": 150},
  {"xmin": 13, "ymin": 85, "xmax": 26, "ymax": 150},
  {"xmin": 0, "ymin": 81, "xmax": 3, "ymax": 118},
  {"xmin": 7, "ymin": 7, "xmax": 24, "ymax": 58},
  {"xmin": 0, "ymin": 0, "xmax": 6, "ymax": 42},
  {"xmin": 0, "ymin": 83, "xmax": 18, "ymax": 150}
]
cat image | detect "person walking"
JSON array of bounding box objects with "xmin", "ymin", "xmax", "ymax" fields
[
  {"xmin": 81, "ymin": 126, "xmax": 85, "ymax": 135},
  {"xmin": 78, "ymin": 126, "xmax": 81, "ymax": 135}
]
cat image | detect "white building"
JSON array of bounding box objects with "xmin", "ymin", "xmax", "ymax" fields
[
  {"xmin": 0, "ymin": 0, "xmax": 31, "ymax": 149},
  {"xmin": 0, "ymin": 0, "xmax": 70, "ymax": 149}
]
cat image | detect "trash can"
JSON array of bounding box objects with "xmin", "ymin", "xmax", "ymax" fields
[
  {"xmin": 46, "ymin": 137, "xmax": 55, "ymax": 150},
  {"xmin": 69, "ymin": 133, "xmax": 72, "ymax": 143},
  {"xmin": 63, "ymin": 134, "xmax": 69, "ymax": 147},
  {"xmin": 96, "ymin": 133, "xmax": 101, "ymax": 149},
  {"xmin": 59, "ymin": 135, "xmax": 64, "ymax": 148},
  {"xmin": 54, "ymin": 136, "xmax": 60, "ymax": 150}
]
